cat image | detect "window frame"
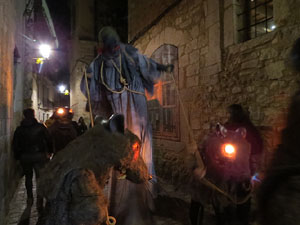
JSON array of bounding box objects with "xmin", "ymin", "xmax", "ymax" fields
[
  {"xmin": 237, "ymin": 0, "xmax": 274, "ymax": 42},
  {"xmin": 147, "ymin": 44, "xmax": 180, "ymax": 141}
]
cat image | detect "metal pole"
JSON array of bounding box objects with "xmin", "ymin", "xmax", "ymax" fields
[{"xmin": 84, "ymin": 68, "xmax": 94, "ymax": 127}]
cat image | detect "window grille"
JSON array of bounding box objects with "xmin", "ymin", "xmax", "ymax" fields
[
  {"xmin": 237, "ymin": 0, "xmax": 274, "ymax": 42},
  {"xmin": 147, "ymin": 44, "xmax": 180, "ymax": 140}
]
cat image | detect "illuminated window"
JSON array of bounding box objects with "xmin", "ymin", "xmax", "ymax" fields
[
  {"xmin": 237, "ymin": 0, "xmax": 274, "ymax": 42},
  {"xmin": 147, "ymin": 44, "xmax": 180, "ymax": 140}
]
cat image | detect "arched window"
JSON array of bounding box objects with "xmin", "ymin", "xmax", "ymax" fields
[{"xmin": 147, "ymin": 44, "xmax": 180, "ymax": 140}]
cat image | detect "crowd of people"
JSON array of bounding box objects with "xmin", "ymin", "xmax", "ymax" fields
[
  {"xmin": 12, "ymin": 107, "xmax": 88, "ymax": 216},
  {"xmin": 11, "ymin": 104, "xmax": 264, "ymax": 225},
  {"xmin": 11, "ymin": 27, "xmax": 300, "ymax": 225}
]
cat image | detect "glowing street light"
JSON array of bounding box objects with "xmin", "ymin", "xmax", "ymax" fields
[
  {"xmin": 271, "ymin": 25, "xmax": 276, "ymax": 30},
  {"xmin": 58, "ymin": 85, "xmax": 66, "ymax": 93},
  {"xmin": 39, "ymin": 44, "xmax": 51, "ymax": 59}
]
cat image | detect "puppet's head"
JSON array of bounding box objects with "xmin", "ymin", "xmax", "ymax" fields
[
  {"xmin": 100, "ymin": 114, "xmax": 149, "ymax": 183},
  {"xmin": 98, "ymin": 26, "xmax": 120, "ymax": 57}
]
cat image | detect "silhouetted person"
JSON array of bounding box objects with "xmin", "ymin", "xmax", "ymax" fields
[
  {"xmin": 224, "ymin": 104, "xmax": 263, "ymax": 225},
  {"xmin": 225, "ymin": 104, "xmax": 263, "ymax": 175},
  {"xmin": 12, "ymin": 108, "xmax": 52, "ymax": 214},
  {"xmin": 78, "ymin": 117, "xmax": 88, "ymax": 135},
  {"xmin": 48, "ymin": 108, "xmax": 77, "ymax": 154}
]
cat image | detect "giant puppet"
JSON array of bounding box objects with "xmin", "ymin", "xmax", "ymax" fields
[
  {"xmin": 38, "ymin": 114, "xmax": 149, "ymax": 225},
  {"xmin": 80, "ymin": 26, "xmax": 173, "ymax": 224}
]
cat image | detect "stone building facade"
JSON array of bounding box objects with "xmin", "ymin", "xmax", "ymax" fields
[
  {"xmin": 128, "ymin": 0, "xmax": 300, "ymax": 170},
  {"xmin": 0, "ymin": 0, "xmax": 59, "ymax": 223},
  {"xmin": 0, "ymin": 0, "xmax": 26, "ymax": 223},
  {"xmin": 69, "ymin": 0, "xmax": 97, "ymax": 122},
  {"xmin": 32, "ymin": 75, "xmax": 57, "ymax": 122}
]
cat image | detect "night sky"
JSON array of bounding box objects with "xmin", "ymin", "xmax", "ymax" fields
[{"xmin": 46, "ymin": 0, "xmax": 71, "ymax": 85}]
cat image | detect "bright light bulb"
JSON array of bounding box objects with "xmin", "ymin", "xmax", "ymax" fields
[
  {"xmin": 271, "ymin": 25, "xmax": 276, "ymax": 30},
  {"xmin": 222, "ymin": 143, "xmax": 236, "ymax": 158},
  {"xmin": 57, "ymin": 108, "xmax": 64, "ymax": 114},
  {"xmin": 59, "ymin": 85, "xmax": 66, "ymax": 93},
  {"xmin": 225, "ymin": 144, "xmax": 235, "ymax": 154},
  {"xmin": 39, "ymin": 44, "xmax": 51, "ymax": 59}
]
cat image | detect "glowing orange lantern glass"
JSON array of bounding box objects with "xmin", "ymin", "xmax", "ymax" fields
[
  {"xmin": 57, "ymin": 108, "xmax": 65, "ymax": 115},
  {"xmin": 222, "ymin": 143, "xmax": 236, "ymax": 158}
]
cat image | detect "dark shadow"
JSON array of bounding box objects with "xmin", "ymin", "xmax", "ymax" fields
[
  {"xmin": 18, "ymin": 205, "xmax": 31, "ymax": 225},
  {"xmin": 154, "ymin": 195, "xmax": 190, "ymax": 225}
]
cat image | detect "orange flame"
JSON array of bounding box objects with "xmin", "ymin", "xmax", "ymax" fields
[{"xmin": 132, "ymin": 142, "xmax": 140, "ymax": 161}]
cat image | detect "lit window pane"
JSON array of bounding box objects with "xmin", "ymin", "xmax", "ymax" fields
[
  {"xmin": 238, "ymin": 0, "xmax": 273, "ymax": 42},
  {"xmin": 256, "ymin": 21, "xmax": 267, "ymax": 36},
  {"xmin": 267, "ymin": 19, "xmax": 276, "ymax": 32},
  {"xmin": 149, "ymin": 44, "xmax": 179, "ymax": 139},
  {"xmin": 256, "ymin": 5, "xmax": 267, "ymax": 23}
]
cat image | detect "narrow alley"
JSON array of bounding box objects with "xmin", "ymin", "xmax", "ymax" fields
[{"xmin": 1, "ymin": 0, "xmax": 300, "ymax": 225}]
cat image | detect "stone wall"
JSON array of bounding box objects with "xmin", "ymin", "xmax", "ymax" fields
[
  {"xmin": 128, "ymin": 0, "xmax": 176, "ymax": 41},
  {"xmin": 95, "ymin": 0, "xmax": 128, "ymax": 42},
  {"xmin": 0, "ymin": 0, "xmax": 25, "ymax": 223},
  {"xmin": 70, "ymin": 39, "xmax": 96, "ymax": 123},
  {"xmin": 128, "ymin": 0, "xmax": 300, "ymax": 172}
]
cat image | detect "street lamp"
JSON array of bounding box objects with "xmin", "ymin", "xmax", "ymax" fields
[
  {"xmin": 39, "ymin": 44, "xmax": 51, "ymax": 59},
  {"xmin": 58, "ymin": 84, "xmax": 66, "ymax": 93}
]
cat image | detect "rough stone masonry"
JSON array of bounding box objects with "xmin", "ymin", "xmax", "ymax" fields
[
  {"xmin": 0, "ymin": 0, "xmax": 26, "ymax": 224},
  {"xmin": 128, "ymin": 0, "xmax": 300, "ymax": 178}
]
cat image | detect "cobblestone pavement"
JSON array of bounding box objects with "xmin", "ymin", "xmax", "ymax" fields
[
  {"xmin": 6, "ymin": 177, "xmax": 38, "ymax": 225},
  {"xmin": 6, "ymin": 177, "xmax": 191, "ymax": 225},
  {"xmin": 6, "ymin": 177, "xmax": 216, "ymax": 225}
]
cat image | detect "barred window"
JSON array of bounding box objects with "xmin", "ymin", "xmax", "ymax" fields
[
  {"xmin": 237, "ymin": 0, "xmax": 274, "ymax": 42},
  {"xmin": 147, "ymin": 44, "xmax": 180, "ymax": 141}
]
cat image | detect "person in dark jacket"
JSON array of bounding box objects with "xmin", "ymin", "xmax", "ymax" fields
[
  {"xmin": 225, "ymin": 104, "xmax": 263, "ymax": 175},
  {"xmin": 77, "ymin": 116, "xmax": 88, "ymax": 135},
  {"xmin": 12, "ymin": 108, "xmax": 53, "ymax": 212},
  {"xmin": 224, "ymin": 104, "xmax": 263, "ymax": 225},
  {"xmin": 48, "ymin": 107, "xmax": 78, "ymax": 154}
]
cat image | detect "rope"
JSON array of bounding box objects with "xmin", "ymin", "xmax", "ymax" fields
[
  {"xmin": 100, "ymin": 54, "xmax": 145, "ymax": 96},
  {"xmin": 84, "ymin": 68, "xmax": 94, "ymax": 127},
  {"xmin": 105, "ymin": 207, "xmax": 116, "ymax": 225},
  {"xmin": 201, "ymin": 179, "xmax": 252, "ymax": 205}
]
